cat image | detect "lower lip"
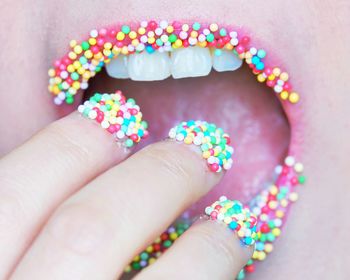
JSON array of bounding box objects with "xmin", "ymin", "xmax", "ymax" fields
[{"xmin": 48, "ymin": 20, "xmax": 305, "ymax": 278}]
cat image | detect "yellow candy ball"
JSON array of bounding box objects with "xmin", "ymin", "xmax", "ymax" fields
[
  {"xmin": 202, "ymin": 151, "xmax": 211, "ymax": 159},
  {"xmin": 94, "ymin": 52, "xmax": 103, "ymax": 60},
  {"xmin": 138, "ymin": 27, "xmax": 146, "ymax": 35},
  {"xmin": 289, "ymin": 92, "xmax": 300, "ymax": 104},
  {"xmin": 190, "ymin": 31, "xmax": 198, "ymax": 38},
  {"xmin": 77, "ymin": 67, "xmax": 85, "ymax": 75},
  {"xmin": 104, "ymin": 42, "xmax": 112, "ymax": 50},
  {"xmin": 289, "ymin": 192, "xmax": 299, "ymax": 202},
  {"xmin": 276, "ymin": 210, "xmax": 284, "ymax": 218},
  {"xmin": 73, "ymin": 45, "xmax": 82, "ymax": 54},
  {"xmin": 116, "ymin": 31, "xmax": 125, "ymax": 41},
  {"xmin": 270, "ymin": 185, "xmax": 278, "ymax": 195},
  {"xmin": 253, "ymin": 251, "xmax": 259, "ymax": 259},
  {"xmin": 174, "ymin": 39, "xmax": 182, "ymax": 48},
  {"xmin": 129, "ymin": 31, "xmax": 137, "ymax": 39},
  {"xmin": 258, "ymin": 251, "xmax": 266, "ymax": 261},
  {"xmin": 166, "ymin": 25, "xmax": 174, "ymax": 33},
  {"xmin": 268, "ymin": 74, "xmax": 276, "ymax": 81},
  {"xmin": 73, "ymin": 61, "xmax": 81, "ymax": 69},
  {"xmin": 103, "ymin": 49, "xmax": 111, "ymax": 57},
  {"xmin": 69, "ymin": 40, "xmax": 77, "ymax": 48},
  {"xmin": 48, "ymin": 69, "xmax": 56, "ymax": 77},
  {"xmin": 257, "ymin": 74, "xmax": 266, "ymax": 83},
  {"xmin": 182, "ymin": 24, "xmax": 189, "ymax": 32},
  {"xmin": 280, "ymin": 199, "xmax": 289, "ymax": 207},
  {"xmin": 170, "ymin": 232, "xmax": 178, "ymax": 240},
  {"xmin": 225, "ymin": 44, "xmax": 234, "ymax": 51},
  {"xmin": 280, "ymin": 91, "xmax": 289, "ymax": 100},
  {"xmin": 67, "ymin": 65, "xmax": 75, "ymax": 73},
  {"xmin": 84, "ymin": 50, "xmax": 93, "ymax": 59},
  {"xmin": 184, "ymin": 137, "xmax": 193, "ymax": 145},
  {"xmin": 209, "ymin": 23, "xmax": 218, "ymax": 32},
  {"xmin": 82, "ymin": 71, "xmax": 91, "ymax": 80},
  {"xmin": 264, "ymin": 243, "xmax": 274, "ymax": 253},
  {"xmin": 121, "ymin": 46, "xmax": 129, "ymax": 55},
  {"xmin": 146, "ymin": 246, "xmax": 153, "ymax": 253},
  {"xmin": 132, "ymin": 39, "xmax": 140, "ymax": 46},
  {"xmin": 88, "ymin": 38, "xmax": 96, "ymax": 45},
  {"xmin": 52, "ymin": 85, "xmax": 60, "ymax": 94},
  {"xmin": 280, "ymin": 72, "xmax": 289, "ymax": 81},
  {"xmin": 68, "ymin": 52, "xmax": 77, "ymax": 60},
  {"xmin": 198, "ymin": 41, "xmax": 207, "ymax": 48},
  {"xmin": 273, "ymin": 67, "xmax": 281, "ymax": 76},
  {"xmin": 272, "ymin": 228, "xmax": 281, "ymax": 237},
  {"xmin": 148, "ymin": 37, "xmax": 155, "ymax": 44}
]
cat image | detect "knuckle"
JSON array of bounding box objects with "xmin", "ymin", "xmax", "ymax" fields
[
  {"xmin": 46, "ymin": 203, "xmax": 113, "ymax": 255},
  {"xmin": 42, "ymin": 121, "xmax": 91, "ymax": 166},
  {"xmin": 191, "ymin": 222, "xmax": 237, "ymax": 267},
  {"xmin": 141, "ymin": 142, "xmax": 201, "ymax": 192},
  {"xmin": 0, "ymin": 187, "xmax": 26, "ymax": 237}
]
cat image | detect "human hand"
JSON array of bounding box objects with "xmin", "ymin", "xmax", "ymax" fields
[{"xmin": 0, "ymin": 98, "xmax": 253, "ymax": 279}]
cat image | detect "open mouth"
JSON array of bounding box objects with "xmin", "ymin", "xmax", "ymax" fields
[{"xmin": 48, "ymin": 20, "xmax": 305, "ymax": 278}]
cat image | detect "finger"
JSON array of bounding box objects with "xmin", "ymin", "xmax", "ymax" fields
[
  {"xmin": 11, "ymin": 121, "xmax": 234, "ymax": 280},
  {"xmin": 135, "ymin": 198, "xmax": 256, "ymax": 280},
  {"xmin": 0, "ymin": 92, "xmax": 147, "ymax": 279}
]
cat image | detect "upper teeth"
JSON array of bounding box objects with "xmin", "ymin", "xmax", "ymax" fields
[
  {"xmin": 128, "ymin": 51, "xmax": 171, "ymax": 81},
  {"xmin": 171, "ymin": 46, "xmax": 212, "ymax": 79},
  {"xmin": 212, "ymin": 49, "xmax": 243, "ymax": 72},
  {"xmin": 105, "ymin": 47, "xmax": 243, "ymax": 81},
  {"xmin": 105, "ymin": 54, "xmax": 129, "ymax": 79}
]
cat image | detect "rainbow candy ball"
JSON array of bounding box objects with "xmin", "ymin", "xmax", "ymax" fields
[
  {"xmin": 168, "ymin": 120, "xmax": 234, "ymax": 173},
  {"xmin": 78, "ymin": 91, "xmax": 149, "ymax": 147}
]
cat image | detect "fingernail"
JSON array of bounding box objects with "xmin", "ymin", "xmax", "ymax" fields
[
  {"xmin": 78, "ymin": 90, "xmax": 149, "ymax": 148},
  {"xmin": 204, "ymin": 196, "xmax": 257, "ymax": 246},
  {"xmin": 168, "ymin": 120, "xmax": 234, "ymax": 173}
]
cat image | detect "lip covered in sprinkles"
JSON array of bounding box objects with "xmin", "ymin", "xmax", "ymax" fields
[
  {"xmin": 77, "ymin": 91, "xmax": 149, "ymax": 147},
  {"xmin": 205, "ymin": 196, "xmax": 257, "ymax": 246},
  {"xmin": 48, "ymin": 20, "xmax": 300, "ymax": 105},
  {"xmin": 168, "ymin": 120, "xmax": 234, "ymax": 173}
]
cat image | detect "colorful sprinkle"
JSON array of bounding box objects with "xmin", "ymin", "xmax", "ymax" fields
[
  {"xmin": 205, "ymin": 196, "xmax": 257, "ymax": 246},
  {"xmin": 168, "ymin": 120, "xmax": 234, "ymax": 173},
  {"xmin": 124, "ymin": 219, "xmax": 190, "ymax": 273},
  {"xmin": 78, "ymin": 91, "xmax": 149, "ymax": 147},
  {"xmin": 48, "ymin": 20, "xmax": 300, "ymax": 105}
]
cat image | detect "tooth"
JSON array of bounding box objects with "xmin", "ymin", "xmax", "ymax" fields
[
  {"xmin": 171, "ymin": 46, "xmax": 212, "ymax": 79},
  {"xmin": 105, "ymin": 55, "xmax": 129, "ymax": 79},
  {"xmin": 128, "ymin": 51, "xmax": 171, "ymax": 81},
  {"xmin": 212, "ymin": 49, "xmax": 243, "ymax": 72}
]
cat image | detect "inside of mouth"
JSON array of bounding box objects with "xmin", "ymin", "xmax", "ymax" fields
[{"xmin": 84, "ymin": 63, "xmax": 290, "ymax": 208}]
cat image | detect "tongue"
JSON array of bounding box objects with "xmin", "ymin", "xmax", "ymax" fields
[{"xmin": 86, "ymin": 65, "xmax": 290, "ymax": 208}]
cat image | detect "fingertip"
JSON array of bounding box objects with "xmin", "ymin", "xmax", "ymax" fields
[{"xmin": 194, "ymin": 218, "xmax": 254, "ymax": 269}]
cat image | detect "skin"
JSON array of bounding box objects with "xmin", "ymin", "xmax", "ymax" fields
[{"xmin": 0, "ymin": 0, "xmax": 349, "ymax": 279}]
